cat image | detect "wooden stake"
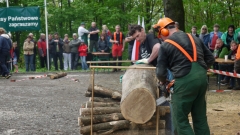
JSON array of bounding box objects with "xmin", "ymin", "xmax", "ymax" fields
[{"xmin": 91, "ymin": 68, "xmax": 95, "ymax": 135}]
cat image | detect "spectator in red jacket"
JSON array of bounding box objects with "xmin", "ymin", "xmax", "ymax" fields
[
  {"xmin": 37, "ymin": 33, "xmax": 47, "ymax": 68},
  {"xmin": 78, "ymin": 40, "xmax": 89, "ymax": 70}
]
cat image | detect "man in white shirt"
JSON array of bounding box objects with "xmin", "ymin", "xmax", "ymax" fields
[{"xmin": 78, "ymin": 22, "xmax": 89, "ymax": 45}]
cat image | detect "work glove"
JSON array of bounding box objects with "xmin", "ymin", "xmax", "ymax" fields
[{"xmin": 135, "ymin": 58, "xmax": 149, "ymax": 64}]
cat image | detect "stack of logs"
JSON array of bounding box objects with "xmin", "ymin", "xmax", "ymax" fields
[{"xmin": 78, "ymin": 84, "xmax": 170, "ymax": 135}]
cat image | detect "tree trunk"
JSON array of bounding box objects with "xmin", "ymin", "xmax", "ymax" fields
[
  {"xmin": 88, "ymin": 85, "xmax": 122, "ymax": 100},
  {"xmin": 80, "ymin": 120, "xmax": 130, "ymax": 134},
  {"xmin": 49, "ymin": 72, "xmax": 67, "ymax": 79},
  {"xmin": 81, "ymin": 101, "xmax": 120, "ymax": 108},
  {"xmin": 79, "ymin": 113, "xmax": 124, "ymax": 126},
  {"xmin": 80, "ymin": 107, "xmax": 121, "ymax": 115},
  {"xmin": 163, "ymin": 0, "xmax": 185, "ymax": 32},
  {"xmin": 121, "ymin": 64, "xmax": 157, "ymax": 124},
  {"xmin": 89, "ymin": 97, "xmax": 119, "ymax": 103}
]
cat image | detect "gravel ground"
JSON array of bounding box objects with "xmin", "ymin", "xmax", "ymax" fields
[
  {"xmin": 0, "ymin": 72, "xmax": 122, "ymax": 135},
  {"xmin": 1, "ymin": 72, "xmax": 239, "ymax": 135}
]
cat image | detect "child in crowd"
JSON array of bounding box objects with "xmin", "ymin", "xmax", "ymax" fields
[
  {"xmin": 221, "ymin": 41, "xmax": 238, "ymax": 89},
  {"xmin": 12, "ymin": 42, "xmax": 19, "ymax": 73},
  {"xmin": 78, "ymin": 40, "xmax": 89, "ymax": 70}
]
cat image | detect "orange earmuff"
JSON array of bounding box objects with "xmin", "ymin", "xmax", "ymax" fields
[{"xmin": 160, "ymin": 28, "xmax": 169, "ymax": 37}]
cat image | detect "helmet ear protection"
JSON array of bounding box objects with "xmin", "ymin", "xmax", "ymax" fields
[
  {"xmin": 153, "ymin": 17, "xmax": 174, "ymax": 38},
  {"xmin": 160, "ymin": 28, "xmax": 169, "ymax": 37}
]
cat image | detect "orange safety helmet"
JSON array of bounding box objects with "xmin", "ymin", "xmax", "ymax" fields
[{"xmin": 153, "ymin": 17, "xmax": 174, "ymax": 37}]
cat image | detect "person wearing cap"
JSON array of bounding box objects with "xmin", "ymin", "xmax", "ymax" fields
[
  {"xmin": 221, "ymin": 25, "xmax": 239, "ymax": 49},
  {"xmin": 78, "ymin": 22, "xmax": 89, "ymax": 45},
  {"xmin": 155, "ymin": 17, "xmax": 214, "ymax": 134},
  {"xmin": 69, "ymin": 33, "xmax": 81, "ymax": 70},
  {"xmin": 28, "ymin": 33, "xmax": 37, "ymax": 71},
  {"xmin": 23, "ymin": 36, "xmax": 35, "ymax": 72},
  {"xmin": 209, "ymin": 24, "xmax": 223, "ymax": 52}
]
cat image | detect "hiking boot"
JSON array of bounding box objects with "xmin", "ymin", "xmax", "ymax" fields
[
  {"xmin": 5, "ymin": 74, "xmax": 11, "ymax": 79},
  {"xmin": 227, "ymin": 86, "xmax": 233, "ymax": 89}
]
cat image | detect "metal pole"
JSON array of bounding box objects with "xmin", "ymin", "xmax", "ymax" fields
[
  {"xmin": 44, "ymin": 0, "xmax": 50, "ymax": 71},
  {"xmin": 91, "ymin": 68, "xmax": 95, "ymax": 135},
  {"xmin": 6, "ymin": 0, "xmax": 9, "ymax": 7}
]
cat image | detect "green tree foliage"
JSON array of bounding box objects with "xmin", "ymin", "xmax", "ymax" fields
[{"xmin": 183, "ymin": 0, "xmax": 240, "ymax": 33}]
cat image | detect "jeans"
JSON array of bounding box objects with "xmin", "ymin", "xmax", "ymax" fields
[
  {"xmin": 89, "ymin": 40, "xmax": 98, "ymax": 52},
  {"xmin": 128, "ymin": 45, "xmax": 133, "ymax": 60},
  {"xmin": 0, "ymin": 51, "xmax": 10, "ymax": 76},
  {"xmin": 71, "ymin": 52, "xmax": 79, "ymax": 70},
  {"xmin": 63, "ymin": 53, "xmax": 71, "ymax": 70},
  {"xmin": 52, "ymin": 52, "xmax": 63, "ymax": 70},
  {"xmin": 80, "ymin": 56, "xmax": 88, "ymax": 70},
  {"xmin": 24, "ymin": 54, "xmax": 34, "ymax": 72}
]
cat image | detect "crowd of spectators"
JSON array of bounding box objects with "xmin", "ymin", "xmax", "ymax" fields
[{"xmin": 1, "ymin": 22, "xmax": 240, "ymax": 88}]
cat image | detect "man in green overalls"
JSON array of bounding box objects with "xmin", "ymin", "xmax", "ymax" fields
[{"xmin": 155, "ymin": 17, "xmax": 215, "ymax": 135}]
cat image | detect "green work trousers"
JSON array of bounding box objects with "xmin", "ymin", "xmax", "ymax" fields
[{"xmin": 171, "ymin": 62, "xmax": 210, "ymax": 135}]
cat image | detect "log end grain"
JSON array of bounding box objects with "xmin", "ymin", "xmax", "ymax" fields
[{"xmin": 120, "ymin": 88, "xmax": 156, "ymax": 124}]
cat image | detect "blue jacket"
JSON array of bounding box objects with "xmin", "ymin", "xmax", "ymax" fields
[
  {"xmin": 209, "ymin": 31, "xmax": 222, "ymax": 44},
  {"xmin": 0, "ymin": 34, "xmax": 11, "ymax": 53},
  {"xmin": 200, "ymin": 33, "xmax": 210, "ymax": 48}
]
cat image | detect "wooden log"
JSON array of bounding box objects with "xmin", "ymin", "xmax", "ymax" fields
[
  {"xmin": 49, "ymin": 72, "xmax": 67, "ymax": 79},
  {"xmin": 86, "ymin": 129, "xmax": 166, "ymax": 135},
  {"xmin": 85, "ymin": 91, "xmax": 104, "ymax": 97},
  {"xmin": 121, "ymin": 64, "xmax": 157, "ymax": 124},
  {"xmin": 89, "ymin": 97, "xmax": 119, "ymax": 103},
  {"xmin": 88, "ymin": 85, "xmax": 122, "ymax": 100},
  {"xmin": 79, "ymin": 113, "xmax": 124, "ymax": 126},
  {"xmin": 80, "ymin": 107, "xmax": 121, "ymax": 115},
  {"xmin": 81, "ymin": 101, "xmax": 120, "ymax": 108},
  {"xmin": 80, "ymin": 120, "xmax": 130, "ymax": 134},
  {"xmin": 82, "ymin": 120, "xmax": 165, "ymax": 135}
]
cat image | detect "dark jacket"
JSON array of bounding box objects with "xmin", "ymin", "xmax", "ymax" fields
[
  {"xmin": 49, "ymin": 38, "xmax": 64, "ymax": 54},
  {"xmin": 156, "ymin": 31, "xmax": 215, "ymax": 82},
  {"xmin": 13, "ymin": 47, "xmax": 20, "ymax": 61},
  {"xmin": 0, "ymin": 34, "xmax": 11, "ymax": 53},
  {"xmin": 98, "ymin": 39, "xmax": 109, "ymax": 52}
]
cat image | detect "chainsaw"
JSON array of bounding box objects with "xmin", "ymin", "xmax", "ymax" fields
[{"xmin": 156, "ymin": 79, "xmax": 175, "ymax": 106}]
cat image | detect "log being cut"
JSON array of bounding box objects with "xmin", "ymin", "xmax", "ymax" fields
[{"xmin": 121, "ymin": 64, "xmax": 157, "ymax": 124}]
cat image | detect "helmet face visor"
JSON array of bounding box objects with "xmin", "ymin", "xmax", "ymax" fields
[{"xmin": 153, "ymin": 26, "xmax": 161, "ymax": 38}]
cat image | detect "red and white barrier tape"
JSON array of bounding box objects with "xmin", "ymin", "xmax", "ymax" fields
[
  {"xmin": 209, "ymin": 90, "xmax": 232, "ymax": 92},
  {"xmin": 15, "ymin": 74, "xmax": 47, "ymax": 82},
  {"xmin": 208, "ymin": 69, "xmax": 240, "ymax": 78}
]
